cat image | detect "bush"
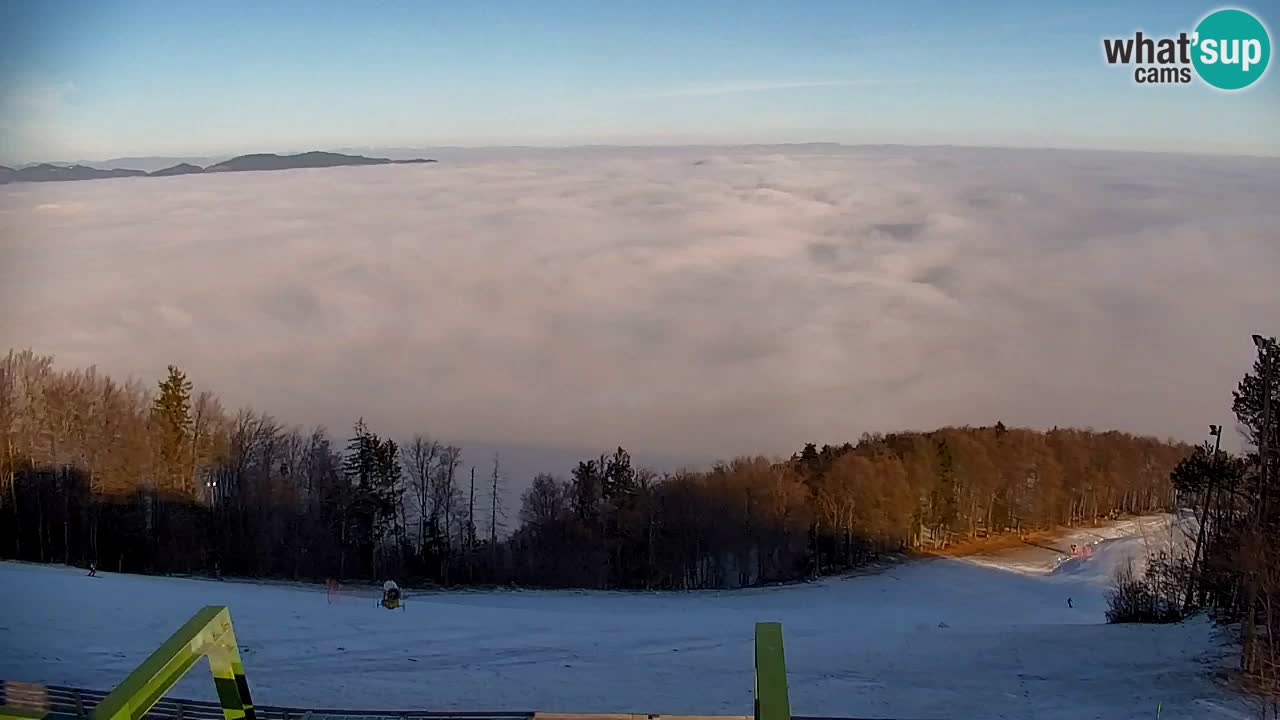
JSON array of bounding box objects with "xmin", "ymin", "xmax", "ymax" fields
[{"xmin": 1105, "ymin": 552, "xmax": 1190, "ymax": 624}]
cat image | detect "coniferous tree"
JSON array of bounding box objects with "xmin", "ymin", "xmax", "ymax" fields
[{"xmin": 151, "ymin": 365, "xmax": 193, "ymax": 493}]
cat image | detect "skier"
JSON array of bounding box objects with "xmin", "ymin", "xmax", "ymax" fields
[
  {"xmin": 87, "ymin": 562, "xmax": 97, "ymax": 577},
  {"xmin": 1067, "ymin": 597, "xmax": 1073, "ymax": 608}
]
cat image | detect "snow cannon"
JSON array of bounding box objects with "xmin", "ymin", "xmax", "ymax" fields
[{"xmin": 380, "ymin": 580, "xmax": 402, "ymax": 610}]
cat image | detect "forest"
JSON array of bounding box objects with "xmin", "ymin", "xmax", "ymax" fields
[{"xmin": 0, "ymin": 347, "xmax": 1191, "ymax": 591}]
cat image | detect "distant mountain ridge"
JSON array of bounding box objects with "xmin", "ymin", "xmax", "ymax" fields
[
  {"xmin": 147, "ymin": 163, "xmax": 206, "ymax": 177},
  {"xmin": 0, "ymin": 151, "xmax": 436, "ymax": 185},
  {"xmin": 3, "ymin": 164, "xmax": 148, "ymax": 183},
  {"xmin": 206, "ymin": 151, "xmax": 435, "ymax": 173}
]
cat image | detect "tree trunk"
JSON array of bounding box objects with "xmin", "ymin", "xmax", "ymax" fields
[
  {"xmin": 36, "ymin": 479, "xmax": 45, "ymax": 563},
  {"xmin": 1244, "ymin": 578, "xmax": 1259, "ymax": 675},
  {"xmin": 63, "ymin": 469, "xmax": 71, "ymax": 565},
  {"xmin": 9, "ymin": 470, "xmax": 18, "ymax": 558},
  {"xmin": 443, "ymin": 459, "xmax": 454, "ymax": 585},
  {"xmin": 812, "ymin": 518, "xmax": 821, "ymax": 577},
  {"xmin": 6, "ymin": 437, "xmax": 18, "ymax": 558},
  {"xmin": 339, "ymin": 507, "xmax": 347, "ymax": 580},
  {"xmin": 468, "ymin": 467, "xmax": 476, "ymax": 582},
  {"xmin": 418, "ymin": 509, "xmax": 425, "ymax": 562},
  {"xmin": 490, "ymin": 460, "xmax": 499, "ymax": 571},
  {"xmin": 89, "ymin": 502, "xmax": 99, "ymax": 565},
  {"xmin": 646, "ymin": 511, "xmax": 655, "ymax": 590},
  {"xmin": 1185, "ymin": 483, "xmax": 1215, "ymax": 612}
]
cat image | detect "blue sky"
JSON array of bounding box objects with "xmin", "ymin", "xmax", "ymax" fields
[{"xmin": 1, "ymin": 0, "xmax": 1277, "ymax": 163}]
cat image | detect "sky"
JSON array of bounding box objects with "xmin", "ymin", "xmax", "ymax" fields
[
  {"xmin": 1, "ymin": 0, "xmax": 1278, "ymax": 163},
  {"xmin": 2, "ymin": 145, "xmax": 1277, "ymax": 481}
]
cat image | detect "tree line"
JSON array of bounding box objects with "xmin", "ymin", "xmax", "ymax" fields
[{"xmin": 0, "ymin": 347, "xmax": 1190, "ymax": 591}]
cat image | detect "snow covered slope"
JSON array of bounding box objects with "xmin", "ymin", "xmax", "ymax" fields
[{"xmin": 0, "ymin": 515, "xmax": 1245, "ymax": 720}]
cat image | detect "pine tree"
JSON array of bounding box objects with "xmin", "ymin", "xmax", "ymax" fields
[
  {"xmin": 375, "ymin": 436, "xmax": 403, "ymax": 554},
  {"xmin": 1233, "ymin": 337, "xmax": 1279, "ymax": 507},
  {"xmin": 151, "ymin": 365, "xmax": 193, "ymax": 492},
  {"xmin": 344, "ymin": 419, "xmax": 398, "ymax": 578},
  {"xmin": 343, "ymin": 418, "xmax": 376, "ymax": 489},
  {"xmin": 571, "ymin": 459, "xmax": 602, "ymax": 522},
  {"xmin": 603, "ymin": 447, "xmax": 637, "ymax": 500}
]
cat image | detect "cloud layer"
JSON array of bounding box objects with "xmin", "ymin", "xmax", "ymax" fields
[{"xmin": 2, "ymin": 146, "xmax": 1278, "ymax": 473}]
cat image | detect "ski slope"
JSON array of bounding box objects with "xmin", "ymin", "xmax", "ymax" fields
[{"xmin": 0, "ymin": 514, "xmax": 1247, "ymax": 720}]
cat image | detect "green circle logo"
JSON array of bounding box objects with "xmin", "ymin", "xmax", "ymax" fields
[{"xmin": 1192, "ymin": 8, "xmax": 1271, "ymax": 90}]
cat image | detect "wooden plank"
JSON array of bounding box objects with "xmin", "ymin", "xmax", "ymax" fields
[{"xmin": 0, "ymin": 702, "xmax": 48, "ymax": 712}]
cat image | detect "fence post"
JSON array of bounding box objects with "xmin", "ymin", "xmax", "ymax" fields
[{"xmin": 754, "ymin": 622, "xmax": 790, "ymax": 720}]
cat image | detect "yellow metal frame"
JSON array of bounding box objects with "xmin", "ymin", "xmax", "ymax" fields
[{"xmin": 91, "ymin": 606, "xmax": 255, "ymax": 720}]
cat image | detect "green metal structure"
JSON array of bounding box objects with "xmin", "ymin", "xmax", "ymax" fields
[
  {"xmin": 753, "ymin": 622, "xmax": 791, "ymax": 720},
  {"xmin": 5, "ymin": 608, "xmax": 789, "ymax": 720},
  {"xmin": 89, "ymin": 606, "xmax": 255, "ymax": 720}
]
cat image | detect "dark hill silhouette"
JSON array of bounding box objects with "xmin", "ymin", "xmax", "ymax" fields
[
  {"xmin": 149, "ymin": 163, "xmax": 206, "ymax": 177},
  {"xmin": 4, "ymin": 164, "xmax": 148, "ymax": 184},
  {"xmin": 205, "ymin": 151, "xmax": 435, "ymax": 173},
  {"xmin": 0, "ymin": 151, "xmax": 435, "ymax": 185}
]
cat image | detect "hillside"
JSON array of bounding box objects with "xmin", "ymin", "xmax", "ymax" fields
[
  {"xmin": 205, "ymin": 151, "xmax": 435, "ymax": 172},
  {"xmin": 148, "ymin": 162, "xmax": 205, "ymax": 177},
  {"xmin": 2, "ymin": 164, "xmax": 148, "ymax": 183},
  {"xmin": 0, "ymin": 152, "xmax": 435, "ymax": 185}
]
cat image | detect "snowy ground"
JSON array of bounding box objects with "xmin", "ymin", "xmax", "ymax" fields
[{"xmin": 0, "ymin": 514, "xmax": 1249, "ymax": 720}]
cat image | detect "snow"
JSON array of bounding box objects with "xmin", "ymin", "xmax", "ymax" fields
[{"xmin": 0, "ymin": 514, "xmax": 1247, "ymax": 720}]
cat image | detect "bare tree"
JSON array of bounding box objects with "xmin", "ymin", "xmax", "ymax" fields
[
  {"xmin": 519, "ymin": 474, "xmax": 569, "ymax": 526},
  {"xmin": 402, "ymin": 434, "xmax": 439, "ymax": 556},
  {"xmin": 435, "ymin": 445, "xmax": 462, "ymax": 581},
  {"xmin": 189, "ymin": 390, "xmax": 225, "ymax": 498}
]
